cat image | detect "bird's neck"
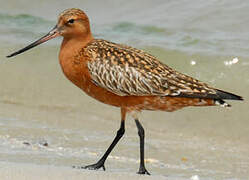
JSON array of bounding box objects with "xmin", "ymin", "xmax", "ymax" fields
[
  {"xmin": 61, "ymin": 33, "xmax": 93, "ymax": 52},
  {"xmin": 59, "ymin": 33, "xmax": 94, "ymax": 88},
  {"xmin": 59, "ymin": 33, "xmax": 93, "ymax": 62}
]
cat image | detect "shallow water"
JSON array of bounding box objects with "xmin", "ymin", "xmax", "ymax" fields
[{"xmin": 0, "ymin": 0, "xmax": 249, "ymax": 179}]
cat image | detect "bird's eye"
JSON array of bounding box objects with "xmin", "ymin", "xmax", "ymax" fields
[{"xmin": 68, "ymin": 19, "xmax": 75, "ymax": 24}]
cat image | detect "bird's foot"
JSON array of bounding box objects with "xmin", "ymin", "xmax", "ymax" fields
[
  {"xmin": 73, "ymin": 161, "xmax": 106, "ymax": 171},
  {"xmin": 137, "ymin": 166, "xmax": 150, "ymax": 175}
]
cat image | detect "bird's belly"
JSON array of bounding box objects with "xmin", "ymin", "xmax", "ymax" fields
[{"xmin": 122, "ymin": 96, "xmax": 215, "ymax": 112}]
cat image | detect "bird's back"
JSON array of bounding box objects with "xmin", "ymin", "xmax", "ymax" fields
[{"xmin": 85, "ymin": 39, "xmax": 242, "ymax": 107}]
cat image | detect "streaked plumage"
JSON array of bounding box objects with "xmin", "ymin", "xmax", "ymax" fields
[
  {"xmin": 6, "ymin": 8, "xmax": 243, "ymax": 175},
  {"xmin": 86, "ymin": 39, "xmax": 240, "ymax": 104}
]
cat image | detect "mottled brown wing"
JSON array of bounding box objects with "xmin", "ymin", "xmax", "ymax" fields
[
  {"xmin": 86, "ymin": 39, "xmax": 218, "ymax": 98},
  {"xmin": 88, "ymin": 60, "xmax": 170, "ymax": 96}
]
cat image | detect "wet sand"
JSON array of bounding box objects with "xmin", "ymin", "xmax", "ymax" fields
[{"xmin": 0, "ymin": 162, "xmax": 168, "ymax": 180}]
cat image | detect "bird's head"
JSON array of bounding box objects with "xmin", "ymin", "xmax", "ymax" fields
[
  {"xmin": 7, "ymin": 8, "xmax": 92, "ymax": 58},
  {"xmin": 57, "ymin": 8, "xmax": 91, "ymax": 38}
]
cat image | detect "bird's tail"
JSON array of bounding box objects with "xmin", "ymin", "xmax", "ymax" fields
[
  {"xmin": 214, "ymin": 89, "xmax": 243, "ymax": 107},
  {"xmin": 215, "ymin": 89, "xmax": 243, "ymax": 101}
]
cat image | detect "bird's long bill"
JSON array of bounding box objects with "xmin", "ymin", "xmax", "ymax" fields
[{"xmin": 6, "ymin": 26, "xmax": 60, "ymax": 58}]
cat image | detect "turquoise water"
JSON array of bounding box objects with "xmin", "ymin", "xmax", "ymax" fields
[
  {"xmin": 1, "ymin": 0, "xmax": 249, "ymax": 56},
  {"xmin": 0, "ymin": 0, "xmax": 249, "ymax": 179}
]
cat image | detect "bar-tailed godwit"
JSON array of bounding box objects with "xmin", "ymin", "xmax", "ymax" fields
[{"xmin": 7, "ymin": 8, "xmax": 243, "ymax": 175}]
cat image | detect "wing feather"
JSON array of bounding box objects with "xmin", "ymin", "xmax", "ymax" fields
[{"xmin": 86, "ymin": 39, "xmax": 220, "ymax": 98}]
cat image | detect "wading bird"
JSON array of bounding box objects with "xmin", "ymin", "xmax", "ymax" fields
[{"xmin": 7, "ymin": 8, "xmax": 243, "ymax": 175}]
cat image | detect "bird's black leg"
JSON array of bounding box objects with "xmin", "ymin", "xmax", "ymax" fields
[
  {"xmin": 76, "ymin": 120, "xmax": 125, "ymax": 171},
  {"xmin": 135, "ymin": 119, "xmax": 150, "ymax": 175}
]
